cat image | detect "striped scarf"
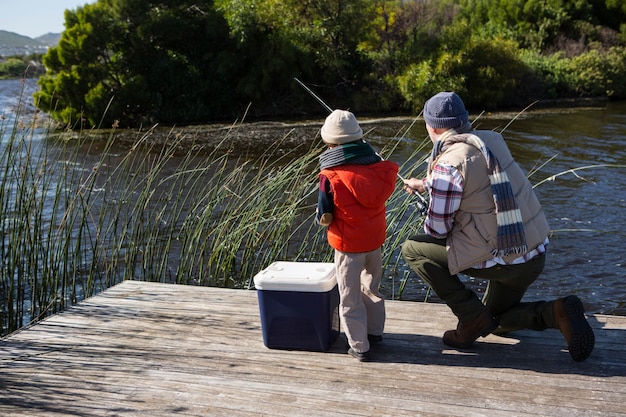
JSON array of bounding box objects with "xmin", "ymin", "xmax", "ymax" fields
[
  {"xmin": 319, "ymin": 140, "xmax": 382, "ymax": 170},
  {"xmin": 434, "ymin": 133, "xmax": 528, "ymax": 257}
]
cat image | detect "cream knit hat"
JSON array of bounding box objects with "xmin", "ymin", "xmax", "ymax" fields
[{"xmin": 320, "ymin": 110, "xmax": 363, "ymax": 144}]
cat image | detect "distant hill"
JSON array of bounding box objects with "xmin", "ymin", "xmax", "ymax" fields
[
  {"xmin": 0, "ymin": 30, "xmax": 45, "ymax": 47},
  {"xmin": 0, "ymin": 30, "xmax": 61, "ymax": 57},
  {"xmin": 35, "ymin": 33, "xmax": 62, "ymax": 46}
]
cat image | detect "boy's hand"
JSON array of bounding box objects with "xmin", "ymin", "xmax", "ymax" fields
[{"xmin": 318, "ymin": 213, "xmax": 333, "ymax": 227}]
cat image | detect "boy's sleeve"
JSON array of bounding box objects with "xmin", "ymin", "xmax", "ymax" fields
[{"xmin": 316, "ymin": 174, "xmax": 334, "ymax": 226}]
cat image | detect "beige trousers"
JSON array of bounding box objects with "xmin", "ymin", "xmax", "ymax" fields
[{"xmin": 335, "ymin": 247, "xmax": 386, "ymax": 353}]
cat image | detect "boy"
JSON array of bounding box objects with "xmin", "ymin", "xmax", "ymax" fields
[{"xmin": 316, "ymin": 110, "xmax": 398, "ymax": 361}]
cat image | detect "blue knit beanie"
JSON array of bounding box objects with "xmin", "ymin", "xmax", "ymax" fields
[{"xmin": 423, "ymin": 92, "xmax": 469, "ymax": 129}]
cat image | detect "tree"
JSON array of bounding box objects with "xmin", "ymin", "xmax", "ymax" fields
[
  {"xmin": 36, "ymin": 0, "xmax": 240, "ymax": 128},
  {"xmin": 219, "ymin": 0, "xmax": 382, "ymax": 107},
  {"xmin": 33, "ymin": 0, "xmax": 626, "ymax": 127},
  {"xmin": 35, "ymin": 2, "xmax": 124, "ymax": 127}
]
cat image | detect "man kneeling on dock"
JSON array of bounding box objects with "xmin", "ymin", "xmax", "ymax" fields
[{"xmin": 400, "ymin": 92, "xmax": 595, "ymax": 362}]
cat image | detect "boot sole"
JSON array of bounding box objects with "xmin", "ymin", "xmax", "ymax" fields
[{"xmin": 563, "ymin": 295, "xmax": 595, "ymax": 362}]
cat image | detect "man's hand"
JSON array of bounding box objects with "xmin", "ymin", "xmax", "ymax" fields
[{"xmin": 403, "ymin": 178, "xmax": 425, "ymax": 194}]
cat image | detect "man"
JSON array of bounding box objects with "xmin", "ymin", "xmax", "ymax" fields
[{"xmin": 401, "ymin": 92, "xmax": 595, "ymax": 361}]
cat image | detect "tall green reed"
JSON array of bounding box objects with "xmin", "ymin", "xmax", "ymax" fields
[
  {"xmin": 0, "ymin": 84, "xmax": 93, "ymax": 334},
  {"xmin": 2, "ymin": 79, "xmax": 430, "ymax": 337},
  {"xmin": 0, "ymin": 98, "xmax": 430, "ymax": 336}
]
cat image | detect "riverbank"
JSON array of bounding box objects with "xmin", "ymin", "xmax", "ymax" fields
[{"xmin": 60, "ymin": 95, "xmax": 613, "ymax": 153}]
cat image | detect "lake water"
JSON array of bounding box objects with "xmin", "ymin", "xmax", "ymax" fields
[{"xmin": 1, "ymin": 78, "xmax": 625, "ymax": 316}]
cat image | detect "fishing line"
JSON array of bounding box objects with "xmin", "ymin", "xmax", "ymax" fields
[
  {"xmin": 294, "ymin": 78, "xmax": 333, "ymax": 113},
  {"xmin": 294, "ymin": 77, "xmax": 429, "ymax": 215}
]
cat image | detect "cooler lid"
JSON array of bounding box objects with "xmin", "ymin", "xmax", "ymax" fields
[{"xmin": 253, "ymin": 261, "xmax": 336, "ymax": 292}]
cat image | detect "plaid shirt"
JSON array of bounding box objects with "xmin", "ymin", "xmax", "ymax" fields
[
  {"xmin": 425, "ymin": 163, "xmax": 547, "ymax": 268},
  {"xmin": 424, "ymin": 163, "xmax": 462, "ymax": 238}
]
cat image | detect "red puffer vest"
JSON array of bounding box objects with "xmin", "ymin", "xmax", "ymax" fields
[{"xmin": 321, "ymin": 160, "xmax": 398, "ymax": 252}]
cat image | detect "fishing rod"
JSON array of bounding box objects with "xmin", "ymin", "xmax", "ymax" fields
[
  {"xmin": 293, "ymin": 77, "xmax": 429, "ymax": 216},
  {"xmin": 294, "ymin": 78, "xmax": 333, "ymax": 113},
  {"xmin": 396, "ymin": 173, "xmax": 428, "ymax": 216}
]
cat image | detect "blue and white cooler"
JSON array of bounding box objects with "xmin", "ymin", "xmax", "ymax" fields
[{"xmin": 253, "ymin": 261, "xmax": 340, "ymax": 351}]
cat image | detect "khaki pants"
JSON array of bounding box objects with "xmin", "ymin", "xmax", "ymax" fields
[{"xmin": 335, "ymin": 247, "xmax": 386, "ymax": 353}]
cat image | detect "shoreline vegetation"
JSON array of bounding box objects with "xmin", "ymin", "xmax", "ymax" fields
[
  {"xmin": 26, "ymin": 0, "xmax": 626, "ymax": 129},
  {"xmin": 60, "ymin": 96, "xmax": 613, "ymax": 153}
]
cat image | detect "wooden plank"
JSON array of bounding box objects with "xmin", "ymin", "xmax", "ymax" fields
[{"xmin": 1, "ymin": 280, "xmax": 625, "ymax": 416}]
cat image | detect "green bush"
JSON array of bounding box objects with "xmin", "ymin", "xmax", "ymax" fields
[
  {"xmin": 0, "ymin": 58, "xmax": 28, "ymax": 79},
  {"xmin": 520, "ymin": 50, "xmax": 574, "ymax": 99},
  {"xmin": 451, "ymin": 37, "xmax": 527, "ymax": 108},
  {"xmin": 520, "ymin": 47, "xmax": 626, "ymax": 100},
  {"xmin": 568, "ymin": 47, "xmax": 626, "ymax": 97},
  {"xmin": 29, "ymin": 0, "xmax": 626, "ymax": 127},
  {"xmin": 395, "ymin": 57, "xmax": 465, "ymax": 113},
  {"xmin": 394, "ymin": 37, "xmax": 527, "ymax": 111}
]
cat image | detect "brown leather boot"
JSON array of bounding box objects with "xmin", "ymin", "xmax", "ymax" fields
[
  {"xmin": 442, "ymin": 310, "xmax": 498, "ymax": 349},
  {"xmin": 552, "ymin": 295, "xmax": 595, "ymax": 362}
]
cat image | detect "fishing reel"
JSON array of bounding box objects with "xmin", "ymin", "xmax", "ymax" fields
[{"xmin": 413, "ymin": 193, "xmax": 429, "ymax": 217}]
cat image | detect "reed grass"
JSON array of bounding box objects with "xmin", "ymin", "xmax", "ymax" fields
[
  {"xmin": 4, "ymin": 84, "xmax": 620, "ymax": 337},
  {"xmin": 0, "ymin": 82, "xmax": 426, "ymax": 336}
]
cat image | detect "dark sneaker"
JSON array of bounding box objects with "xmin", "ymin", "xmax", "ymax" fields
[
  {"xmin": 368, "ymin": 334, "xmax": 383, "ymax": 343},
  {"xmin": 552, "ymin": 295, "xmax": 595, "ymax": 362},
  {"xmin": 348, "ymin": 348, "xmax": 370, "ymax": 362}
]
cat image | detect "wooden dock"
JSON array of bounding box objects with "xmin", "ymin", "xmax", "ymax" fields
[{"xmin": 1, "ymin": 280, "xmax": 625, "ymax": 416}]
